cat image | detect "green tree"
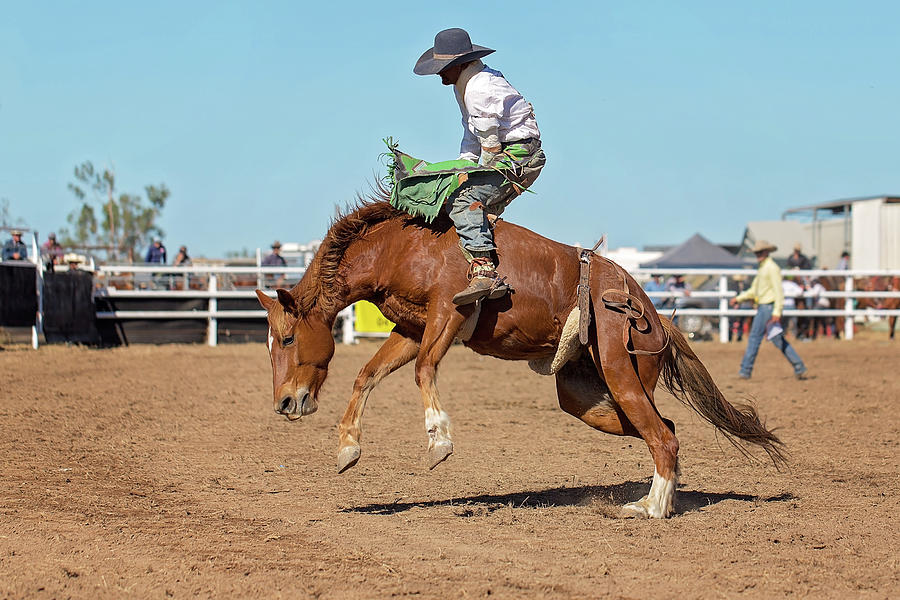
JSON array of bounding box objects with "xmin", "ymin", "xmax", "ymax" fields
[
  {"xmin": 60, "ymin": 162, "xmax": 170, "ymax": 262},
  {"xmin": 1, "ymin": 198, "xmax": 28, "ymax": 230}
]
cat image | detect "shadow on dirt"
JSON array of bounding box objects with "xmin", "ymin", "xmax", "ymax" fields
[{"xmin": 339, "ymin": 481, "xmax": 796, "ymax": 517}]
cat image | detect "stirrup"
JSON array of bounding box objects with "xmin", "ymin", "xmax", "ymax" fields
[
  {"xmin": 452, "ymin": 274, "xmax": 509, "ymax": 305},
  {"xmin": 486, "ymin": 276, "xmax": 510, "ymax": 299}
]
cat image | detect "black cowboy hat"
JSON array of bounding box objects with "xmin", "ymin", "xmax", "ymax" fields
[{"xmin": 413, "ymin": 28, "xmax": 495, "ymax": 76}]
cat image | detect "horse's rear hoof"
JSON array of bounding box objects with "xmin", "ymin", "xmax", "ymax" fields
[
  {"xmin": 427, "ymin": 441, "xmax": 453, "ymax": 470},
  {"xmin": 337, "ymin": 445, "xmax": 361, "ymax": 473}
]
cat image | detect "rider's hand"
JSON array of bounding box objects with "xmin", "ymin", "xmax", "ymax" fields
[{"xmin": 480, "ymin": 148, "xmax": 501, "ymax": 168}]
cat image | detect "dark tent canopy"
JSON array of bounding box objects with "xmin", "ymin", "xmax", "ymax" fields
[{"xmin": 640, "ymin": 233, "xmax": 748, "ymax": 269}]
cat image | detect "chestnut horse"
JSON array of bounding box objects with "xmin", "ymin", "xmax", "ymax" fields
[
  {"xmin": 857, "ymin": 276, "xmax": 899, "ymax": 339},
  {"xmin": 255, "ymin": 197, "xmax": 784, "ymax": 518},
  {"xmin": 811, "ymin": 276, "xmax": 846, "ymax": 339}
]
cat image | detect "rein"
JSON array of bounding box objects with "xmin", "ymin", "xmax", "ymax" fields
[{"xmin": 578, "ymin": 240, "xmax": 671, "ymax": 356}]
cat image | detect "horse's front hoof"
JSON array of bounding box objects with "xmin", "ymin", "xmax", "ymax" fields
[
  {"xmin": 337, "ymin": 445, "xmax": 361, "ymax": 473},
  {"xmin": 620, "ymin": 494, "xmax": 671, "ymax": 519},
  {"xmin": 620, "ymin": 501, "xmax": 651, "ymax": 519},
  {"xmin": 427, "ymin": 441, "xmax": 453, "ymax": 470}
]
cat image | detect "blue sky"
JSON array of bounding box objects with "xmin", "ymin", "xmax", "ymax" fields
[{"xmin": 2, "ymin": 1, "xmax": 898, "ymax": 258}]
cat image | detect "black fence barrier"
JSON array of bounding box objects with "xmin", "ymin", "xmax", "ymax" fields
[
  {"xmin": 43, "ymin": 271, "xmax": 101, "ymax": 344},
  {"xmin": 0, "ymin": 262, "xmax": 37, "ymax": 327},
  {"xmin": 93, "ymin": 297, "xmax": 209, "ymax": 345},
  {"xmin": 217, "ymin": 297, "xmax": 267, "ymax": 344}
]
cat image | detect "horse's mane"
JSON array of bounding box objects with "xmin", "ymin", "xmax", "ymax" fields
[{"xmin": 295, "ymin": 181, "xmax": 405, "ymax": 315}]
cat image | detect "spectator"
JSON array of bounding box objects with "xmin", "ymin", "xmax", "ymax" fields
[
  {"xmin": 262, "ymin": 240, "xmax": 286, "ymax": 267},
  {"xmin": 145, "ymin": 239, "xmax": 167, "ymax": 264},
  {"xmin": 2, "ymin": 229, "xmax": 28, "ymax": 261},
  {"xmin": 173, "ymin": 245, "xmax": 191, "ymax": 266},
  {"xmin": 170, "ymin": 245, "xmax": 192, "ymax": 290},
  {"xmin": 643, "ymin": 274, "xmax": 666, "ymax": 309},
  {"xmin": 729, "ymin": 275, "xmax": 752, "ymax": 342},
  {"xmin": 41, "ymin": 232, "xmax": 64, "ymax": 269},
  {"xmin": 782, "ymin": 276, "xmax": 804, "ymax": 336},
  {"xmin": 806, "ymin": 278, "xmax": 831, "ymax": 339},
  {"xmin": 730, "ymin": 240, "xmax": 808, "ymax": 380},
  {"xmin": 63, "ymin": 253, "xmax": 84, "ymax": 272},
  {"xmin": 838, "ymin": 251, "xmax": 850, "ymax": 270},
  {"xmin": 663, "ymin": 274, "xmax": 691, "ymax": 327},
  {"xmin": 664, "ymin": 274, "xmax": 691, "ymax": 308},
  {"xmin": 263, "ymin": 240, "xmax": 287, "ymax": 287},
  {"xmin": 787, "ymin": 243, "xmax": 812, "ymax": 270}
]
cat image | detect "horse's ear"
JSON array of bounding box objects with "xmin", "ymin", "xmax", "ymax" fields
[
  {"xmin": 276, "ymin": 288, "xmax": 299, "ymax": 317},
  {"xmin": 255, "ymin": 289, "xmax": 276, "ymax": 311}
]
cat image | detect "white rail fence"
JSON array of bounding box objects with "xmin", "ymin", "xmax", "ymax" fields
[
  {"xmin": 91, "ymin": 264, "xmax": 369, "ymax": 347},
  {"xmin": 631, "ymin": 268, "xmax": 900, "ymax": 342},
  {"xmin": 24, "ymin": 264, "xmax": 900, "ymax": 347}
]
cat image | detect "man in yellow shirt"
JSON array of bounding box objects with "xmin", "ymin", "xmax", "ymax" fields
[{"xmin": 730, "ymin": 240, "xmax": 809, "ymax": 380}]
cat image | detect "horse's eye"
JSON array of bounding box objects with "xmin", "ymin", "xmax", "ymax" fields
[{"xmin": 282, "ymin": 335, "xmax": 294, "ymax": 346}]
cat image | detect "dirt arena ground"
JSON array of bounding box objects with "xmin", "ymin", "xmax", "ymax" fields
[{"xmin": 1, "ymin": 335, "xmax": 898, "ymax": 599}]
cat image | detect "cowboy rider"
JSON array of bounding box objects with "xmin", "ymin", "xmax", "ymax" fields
[{"xmin": 414, "ymin": 28, "xmax": 546, "ymax": 306}]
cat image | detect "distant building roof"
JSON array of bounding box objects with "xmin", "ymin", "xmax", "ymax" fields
[
  {"xmin": 640, "ymin": 233, "xmax": 747, "ymax": 269},
  {"xmin": 739, "ymin": 221, "xmax": 810, "ymax": 260},
  {"xmin": 782, "ymin": 195, "xmax": 900, "ymax": 218},
  {"xmin": 605, "ymin": 246, "xmax": 663, "ymax": 273}
]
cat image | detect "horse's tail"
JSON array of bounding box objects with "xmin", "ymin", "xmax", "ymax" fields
[{"xmin": 659, "ymin": 316, "xmax": 787, "ymax": 467}]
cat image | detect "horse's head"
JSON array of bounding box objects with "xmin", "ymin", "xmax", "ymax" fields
[{"xmin": 255, "ymin": 289, "xmax": 335, "ymax": 421}]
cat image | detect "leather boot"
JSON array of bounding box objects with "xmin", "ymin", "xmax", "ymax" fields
[{"xmin": 452, "ymin": 257, "xmax": 509, "ymax": 305}]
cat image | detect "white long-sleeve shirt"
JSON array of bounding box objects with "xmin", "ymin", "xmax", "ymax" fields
[
  {"xmin": 782, "ymin": 280, "xmax": 803, "ymax": 309},
  {"xmin": 453, "ymin": 61, "xmax": 540, "ymax": 162}
]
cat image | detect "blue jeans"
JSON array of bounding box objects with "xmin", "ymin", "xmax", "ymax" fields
[
  {"xmin": 739, "ymin": 303, "xmax": 807, "ymax": 376},
  {"xmin": 445, "ymin": 171, "xmax": 508, "ymax": 252},
  {"xmin": 446, "ymin": 144, "xmax": 547, "ymax": 252}
]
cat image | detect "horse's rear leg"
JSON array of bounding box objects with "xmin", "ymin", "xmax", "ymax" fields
[
  {"xmin": 556, "ymin": 353, "xmax": 675, "ymax": 437},
  {"xmin": 590, "ymin": 345, "xmax": 679, "ymax": 518},
  {"xmin": 337, "ymin": 329, "xmax": 420, "ymax": 473},
  {"xmin": 556, "ymin": 353, "xmax": 640, "ymax": 436}
]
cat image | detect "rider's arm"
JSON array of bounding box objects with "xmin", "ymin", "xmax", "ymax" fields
[
  {"xmin": 461, "ymin": 72, "xmax": 504, "ymax": 166},
  {"xmin": 458, "ymin": 115, "xmax": 481, "ymax": 162},
  {"xmin": 770, "ymin": 264, "xmax": 785, "ymax": 318},
  {"xmin": 471, "ymin": 115, "xmax": 502, "ymax": 166}
]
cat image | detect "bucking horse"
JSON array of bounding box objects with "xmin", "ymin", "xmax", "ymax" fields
[{"xmin": 255, "ymin": 190, "xmax": 785, "ymax": 518}]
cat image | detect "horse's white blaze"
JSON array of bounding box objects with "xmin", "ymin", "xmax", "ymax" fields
[
  {"xmin": 424, "ymin": 407, "xmax": 452, "ymax": 443},
  {"xmin": 267, "ymin": 327, "xmax": 274, "ymax": 353}
]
